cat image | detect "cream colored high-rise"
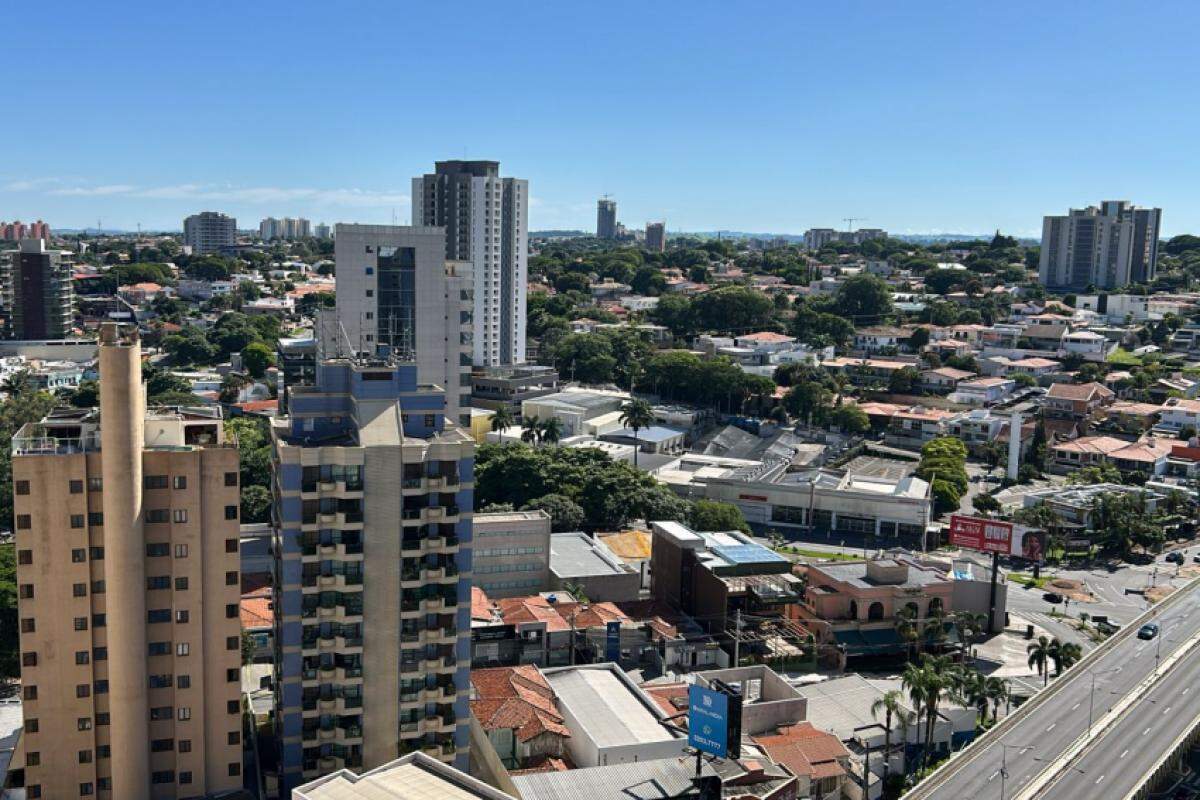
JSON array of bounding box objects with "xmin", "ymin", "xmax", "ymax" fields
[{"xmin": 12, "ymin": 323, "xmax": 244, "ymax": 800}]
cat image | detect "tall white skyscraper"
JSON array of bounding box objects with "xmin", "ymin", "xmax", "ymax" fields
[
  {"xmin": 413, "ymin": 161, "xmax": 528, "ymax": 366},
  {"xmin": 332, "ymin": 224, "xmax": 474, "ymax": 423},
  {"xmin": 1039, "ymin": 200, "xmax": 1162, "ymax": 289}
]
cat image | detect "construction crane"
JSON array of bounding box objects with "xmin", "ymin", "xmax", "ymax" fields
[{"xmin": 843, "ymin": 217, "xmax": 867, "ymax": 231}]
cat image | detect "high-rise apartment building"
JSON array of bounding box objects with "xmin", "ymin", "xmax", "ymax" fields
[
  {"xmin": 645, "ymin": 221, "xmax": 666, "ymax": 252},
  {"xmin": 597, "ymin": 198, "xmax": 617, "ymax": 239},
  {"xmin": 1039, "ymin": 200, "xmax": 1162, "ymax": 289},
  {"xmin": 413, "ymin": 161, "xmax": 528, "ymax": 367},
  {"xmin": 270, "ymin": 349, "xmax": 475, "ymax": 794},
  {"xmin": 331, "ymin": 224, "xmax": 474, "ymax": 424},
  {"xmin": 1, "ymin": 220, "xmax": 51, "ymax": 241},
  {"xmin": 260, "ymin": 217, "xmax": 313, "ymax": 241},
  {"xmin": 314, "ymin": 222, "xmax": 332, "ymax": 240},
  {"xmin": 803, "ymin": 228, "xmax": 837, "ymax": 250},
  {"xmin": 183, "ymin": 211, "xmax": 237, "ymax": 254},
  {"xmin": 3, "ymin": 238, "xmax": 75, "ymax": 339},
  {"xmin": 12, "ymin": 323, "xmax": 243, "ymax": 800}
]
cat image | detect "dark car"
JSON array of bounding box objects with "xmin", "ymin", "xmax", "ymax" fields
[
  {"xmin": 1192, "ymin": 554, "xmax": 1200, "ymax": 564},
  {"xmin": 1043, "ymin": 592, "xmax": 1064, "ymax": 604},
  {"xmin": 1166, "ymin": 551, "xmax": 1184, "ymax": 564},
  {"xmin": 1138, "ymin": 623, "xmax": 1160, "ymax": 640}
]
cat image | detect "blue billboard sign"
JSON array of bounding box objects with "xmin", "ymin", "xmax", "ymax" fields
[
  {"xmin": 605, "ymin": 620, "xmax": 621, "ymax": 662},
  {"xmin": 688, "ymin": 684, "xmax": 729, "ymax": 757}
]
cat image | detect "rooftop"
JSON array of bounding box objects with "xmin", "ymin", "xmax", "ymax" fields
[
  {"xmin": 549, "ymin": 531, "xmax": 635, "ymax": 579},
  {"xmin": 542, "ymin": 664, "xmax": 678, "ymax": 749},
  {"xmin": 470, "ymin": 666, "xmax": 570, "ymax": 742},
  {"xmin": 293, "ymin": 752, "xmax": 515, "ymax": 800}
]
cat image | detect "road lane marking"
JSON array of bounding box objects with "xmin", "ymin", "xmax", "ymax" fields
[
  {"xmin": 1047, "ymin": 723, "xmax": 1056, "ymax": 732},
  {"xmin": 1071, "ymin": 703, "xmax": 1081, "ymax": 711},
  {"xmin": 1120, "ymin": 749, "xmax": 1129, "ymax": 759},
  {"xmin": 1164, "ymin": 707, "xmax": 1171, "ymax": 714},
  {"xmin": 1184, "ymin": 688, "xmax": 1191, "ymax": 695},
  {"xmin": 1096, "ymin": 775, "xmax": 1106, "ymax": 784},
  {"xmin": 988, "ymin": 771, "xmax": 999, "ymax": 782},
  {"xmin": 1144, "ymin": 727, "xmax": 1152, "ymax": 736}
]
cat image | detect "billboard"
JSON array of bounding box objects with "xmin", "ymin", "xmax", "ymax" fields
[
  {"xmin": 688, "ymin": 684, "xmax": 730, "ymax": 757},
  {"xmin": 948, "ymin": 514, "xmax": 1045, "ymax": 562},
  {"xmin": 605, "ymin": 620, "xmax": 621, "ymax": 663}
]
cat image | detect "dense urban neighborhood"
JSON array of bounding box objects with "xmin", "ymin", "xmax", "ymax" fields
[{"xmin": 2, "ymin": 192, "xmax": 1200, "ymax": 800}]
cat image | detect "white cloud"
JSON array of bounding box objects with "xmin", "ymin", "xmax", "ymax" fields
[
  {"xmin": 2, "ymin": 177, "xmax": 68, "ymax": 192},
  {"xmin": 48, "ymin": 184, "xmax": 137, "ymax": 196},
  {"xmin": 13, "ymin": 180, "xmax": 411, "ymax": 208}
]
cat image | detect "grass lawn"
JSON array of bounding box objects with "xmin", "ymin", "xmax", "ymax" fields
[
  {"xmin": 1107, "ymin": 347, "xmax": 1143, "ymax": 367},
  {"xmin": 777, "ymin": 546, "xmax": 860, "ymax": 561},
  {"xmin": 1008, "ymin": 572, "xmax": 1050, "ymax": 589}
]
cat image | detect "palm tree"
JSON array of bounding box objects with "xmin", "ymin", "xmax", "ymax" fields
[
  {"xmin": 871, "ymin": 689, "xmax": 908, "ymax": 783},
  {"xmin": 895, "ymin": 605, "xmax": 920, "ymax": 660},
  {"xmin": 958, "ymin": 670, "xmax": 989, "ymax": 729},
  {"xmin": 900, "ymin": 662, "xmax": 928, "ymax": 773},
  {"xmin": 923, "ymin": 608, "xmax": 949, "ymax": 652},
  {"xmin": 917, "ymin": 654, "xmax": 957, "ymax": 772},
  {"xmin": 1, "ymin": 369, "xmax": 31, "ymax": 397},
  {"xmin": 619, "ymin": 398, "xmax": 654, "ymax": 468},
  {"xmin": 520, "ymin": 415, "xmax": 541, "ymax": 445},
  {"xmin": 1050, "ymin": 640, "xmax": 1082, "ymax": 677},
  {"xmin": 490, "ymin": 406, "xmax": 514, "ymax": 433},
  {"xmin": 984, "ymin": 677, "xmax": 1009, "ymax": 726},
  {"xmin": 538, "ymin": 417, "xmax": 563, "ymax": 446},
  {"xmin": 1027, "ymin": 635, "xmax": 1053, "ymax": 686},
  {"xmin": 953, "ymin": 611, "xmax": 988, "ymax": 664}
]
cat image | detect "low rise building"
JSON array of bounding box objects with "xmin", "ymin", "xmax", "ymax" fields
[
  {"xmin": 474, "ymin": 510, "xmax": 553, "ymax": 598},
  {"xmin": 1049, "ymin": 434, "xmax": 1174, "ymax": 476},
  {"xmin": 549, "ymin": 532, "xmax": 642, "ymax": 602},
  {"xmin": 948, "ymin": 376, "xmax": 1015, "ymax": 406},
  {"xmin": 1044, "ymin": 382, "xmax": 1115, "ymax": 420},
  {"xmin": 292, "ymin": 751, "xmax": 516, "ymax": 800},
  {"xmin": 752, "ymin": 721, "xmax": 851, "ymax": 800},
  {"xmin": 470, "ymin": 665, "xmax": 570, "ymax": 771},
  {"xmin": 521, "ymin": 389, "xmax": 629, "ymax": 437}
]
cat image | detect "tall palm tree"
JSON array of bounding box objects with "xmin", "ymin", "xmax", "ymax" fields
[
  {"xmin": 954, "ymin": 611, "xmax": 988, "ymax": 664},
  {"xmin": 1027, "ymin": 636, "xmax": 1053, "ymax": 686},
  {"xmin": 915, "ymin": 654, "xmax": 956, "ymax": 773},
  {"xmin": 895, "ymin": 604, "xmax": 920, "ymax": 660},
  {"xmin": 1050, "ymin": 640, "xmax": 1082, "ymax": 677},
  {"xmin": 984, "ymin": 677, "xmax": 1009, "ymax": 726},
  {"xmin": 958, "ymin": 670, "xmax": 989, "ymax": 729},
  {"xmin": 900, "ymin": 662, "xmax": 928, "ymax": 773},
  {"xmin": 619, "ymin": 398, "xmax": 654, "ymax": 468},
  {"xmin": 871, "ymin": 689, "xmax": 908, "ymax": 783},
  {"xmin": 923, "ymin": 609, "xmax": 949, "ymax": 652},
  {"xmin": 520, "ymin": 415, "xmax": 541, "ymax": 445},
  {"xmin": 538, "ymin": 417, "xmax": 563, "ymax": 446},
  {"xmin": 490, "ymin": 406, "xmax": 514, "ymax": 433}
]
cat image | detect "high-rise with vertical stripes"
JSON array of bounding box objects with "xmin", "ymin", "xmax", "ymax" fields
[{"xmin": 413, "ymin": 160, "xmax": 528, "ymax": 367}]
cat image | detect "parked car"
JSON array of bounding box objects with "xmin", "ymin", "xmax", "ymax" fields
[
  {"xmin": 1193, "ymin": 554, "xmax": 1200, "ymax": 564},
  {"xmin": 1043, "ymin": 592, "xmax": 1064, "ymax": 604},
  {"xmin": 1138, "ymin": 623, "xmax": 1160, "ymax": 640},
  {"xmin": 1166, "ymin": 551, "xmax": 1184, "ymax": 564}
]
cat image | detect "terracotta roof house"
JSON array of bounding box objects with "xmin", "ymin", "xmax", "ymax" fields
[
  {"xmin": 471, "ymin": 665, "xmax": 570, "ymax": 770},
  {"xmin": 753, "ymin": 721, "xmax": 851, "ymax": 800},
  {"xmin": 1044, "ymin": 381, "xmax": 1115, "ymax": 420}
]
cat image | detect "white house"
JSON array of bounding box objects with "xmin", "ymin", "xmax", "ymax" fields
[{"xmin": 949, "ymin": 377, "xmax": 1016, "ymax": 406}]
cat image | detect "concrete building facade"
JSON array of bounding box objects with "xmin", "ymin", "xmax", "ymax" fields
[
  {"xmin": 12, "ymin": 323, "xmax": 243, "ymax": 800},
  {"xmin": 1039, "ymin": 200, "xmax": 1162, "ymax": 289},
  {"xmin": 270, "ymin": 349, "xmax": 476, "ymax": 793},
  {"xmin": 596, "ymin": 199, "xmax": 617, "ymax": 239},
  {"xmin": 644, "ymin": 222, "xmax": 665, "ymax": 252},
  {"xmin": 472, "ymin": 510, "xmax": 552, "ymax": 598},
  {"xmin": 413, "ymin": 161, "xmax": 528, "ymax": 367},
  {"xmin": 331, "ymin": 224, "xmax": 474, "ymax": 424},
  {"xmin": 4, "ymin": 238, "xmax": 75, "ymax": 340},
  {"xmin": 182, "ymin": 211, "xmax": 237, "ymax": 254}
]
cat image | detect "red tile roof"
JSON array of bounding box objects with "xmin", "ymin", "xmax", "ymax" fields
[
  {"xmin": 752, "ymin": 722, "xmax": 849, "ymax": 782},
  {"xmin": 240, "ymin": 587, "xmax": 273, "ymax": 629},
  {"xmin": 470, "ymin": 666, "xmax": 571, "ymax": 742}
]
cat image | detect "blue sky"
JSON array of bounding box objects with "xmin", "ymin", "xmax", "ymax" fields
[{"xmin": 5, "ymin": 1, "xmax": 1199, "ymax": 236}]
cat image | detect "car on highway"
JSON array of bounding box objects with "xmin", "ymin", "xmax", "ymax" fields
[{"xmin": 1138, "ymin": 623, "xmax": 1160, "ymax": 640}]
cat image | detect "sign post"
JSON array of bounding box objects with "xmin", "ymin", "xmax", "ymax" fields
[{"xmin": 948, "ymin": 515, "xmax": 1046, "ymax": 637}]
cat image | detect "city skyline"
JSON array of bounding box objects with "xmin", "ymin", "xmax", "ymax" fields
[{"xmin": 5, "ymin": 2, "xmax": 1200, "ymax": 236}]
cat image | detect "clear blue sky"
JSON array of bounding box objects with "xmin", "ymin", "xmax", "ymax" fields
[{"xmin": 5, "ymin": 1, "xmax": 1199, "ymax": 236}]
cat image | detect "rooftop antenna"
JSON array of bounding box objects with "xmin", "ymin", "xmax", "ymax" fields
[
  {"xmin": 843, "ymin": 217, "xmax": 866, "ymax": 232},
  {"xmin": 392, "ymin": 207, "xmax": 397, "ymax": 225}
]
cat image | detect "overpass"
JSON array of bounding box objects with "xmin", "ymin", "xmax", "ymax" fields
[{"xmin": 904, "ymin": 577, "xmax": 1200, "ymax": 800}]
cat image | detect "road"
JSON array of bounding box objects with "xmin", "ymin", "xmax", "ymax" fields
[
  {"xmin": 1035, "ymin": 635, "xmax": 1200, "ymax": 800},
  {"xmin": 906, "ymin": 582, "xmax": 1200, "ymax": 800}
]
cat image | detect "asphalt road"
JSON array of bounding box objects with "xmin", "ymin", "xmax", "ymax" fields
[
  {"xmin": 1035, "ymin": 635, "xmax": 1200, "ymax": 800},
  {"xmin": 907, "ymin": 583, "xmax": 1200, "ymax": 800}
]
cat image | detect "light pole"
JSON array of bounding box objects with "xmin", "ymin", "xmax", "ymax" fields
[
  {"xmin": 1086, "ymin": 666, "xmax": 1121, "ymax": 736},
  {"xmin": 998, "ymin": 743, "xmax": 1032, "ymax": 800}
]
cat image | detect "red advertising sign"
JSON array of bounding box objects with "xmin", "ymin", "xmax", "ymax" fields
[{"xmin": 948, "ymin": 515, "xmax": 1013, "ymax": 554}]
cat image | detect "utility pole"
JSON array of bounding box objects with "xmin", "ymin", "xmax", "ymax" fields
[
  {"xmin": 569, "ymin": 610, "xmax": 577, "ymax": 666},
  {"xmin": 733, "ymin": 609, "xmax": 741, "ymax": 667}
]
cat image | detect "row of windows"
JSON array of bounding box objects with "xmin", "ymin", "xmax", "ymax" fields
[
  {"xmin": 16, "ymin": 505, "xmax": 237, "ymax": 531},
  {"xmin": 474, "ymin": 562, "xmax": 542, "ymax": 575},
  {"xmin": 26, "ymin": 759, "xmax": 240, "ymax": 796},
  {"xmin": 14, "ymin": 472, "xmax": 237, "ymax": 498},
  {"xmin": 475, "ymin": 545, "xmax": 543, "ymax": 557},
  {"xmin": 148, "ymin": 636, "xmax": 240, "ymax": 657}
]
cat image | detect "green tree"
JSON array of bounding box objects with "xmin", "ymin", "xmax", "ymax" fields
[
  {"xmin": 916, "ymin": 437, "xmax": 969, "ymax": 516},
  {"xmin": 871, "ymin": 690, "xmax": 911, "ymax": 783},
  {"xmin": 783, "ymin": 382, "xmax": 832, "ymax": 426},
  {"xmin": 690, "ymin": 499, "xmax": 749, "ymax": 533},
  {"xmin": 1027, "ymin": 635, "xmax": 1053, "ymax": 686},
  {"xmin": 240, "ymin": 342, "xmax": 275, "ymax": 379},
  {"xmin": 1049, "ymin": 639, "xmax": 1082, "ymax": 677},
  {"xmin": 521, "ymin": 416, "xmax": 541, "ymax": 445},
  {"xmin": 69, "ymin": 379, "xmax": 101, "ymax": 408},
  {"xmin": 829, "ymin": 404, "xmax": 870, "ymax": 434},
  {"xmin": 619, "ymin": 398, "xmax": 655, "ymax": 468},
  {"xmin": 835, "ymin": 274, "xmax": 894, "ymax": 321},
  {"xmin": 490, "ymin": 406, "xmax": 514, "ymax": 432},
  {"xmin": 538, "ymin": 417, "xmax": 564, "ymax": 445},
  {"xmin": 240, "ymin": 484, "xmax": 271, "ymax": 523},
  {"xmin": 691, "ymin": 286, "xmax": 776, "ymax": 333},
  {"xmin": 523, "ymin": 494, "xmax": 585, "ymax": 532},
  {"xmin": 163, "ymin": 327, "xmax": 219, "ymax": 365}
]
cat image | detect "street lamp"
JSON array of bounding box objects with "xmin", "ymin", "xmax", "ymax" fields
[
  {"xmin": 1085, "ymin": 666, "xmax": 1122, "ymax": 736},
  {"xmin": 998, "ymin": 743, "xmax": 1033, "ymax": 800}
]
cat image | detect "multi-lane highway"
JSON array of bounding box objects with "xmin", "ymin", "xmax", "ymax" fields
[{"xmin": 906, "ymin": 581, "xmax": 1200, "ymax": 800}]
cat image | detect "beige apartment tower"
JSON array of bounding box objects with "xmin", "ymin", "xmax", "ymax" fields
[{"xmin": 12, "ymin": 323, "xmax": 244, "ymax": 800}]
